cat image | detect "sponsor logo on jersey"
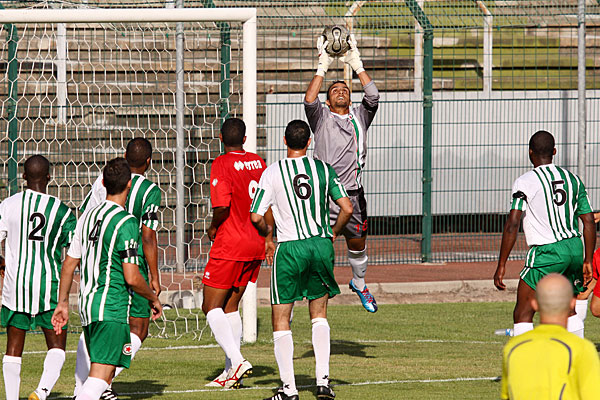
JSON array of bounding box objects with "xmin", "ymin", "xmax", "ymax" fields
[
  {"xmin": 212, "ymin": 178, "xmax": 218, "ymax": 186},
  {"xmin": 204, "ymin": 271, "xmax": 210, "ymax": 280},
  {"xmin": 234, "ymin": 160, "xmax": 262, "ymax": 171},
  {"xmin": 123, "ymin": 343, "xmax": 133, "ymax": 355}
]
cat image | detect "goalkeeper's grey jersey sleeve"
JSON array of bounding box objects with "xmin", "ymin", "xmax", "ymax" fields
[{"xmin": 303, "ymin": 80, "xmax": 379, "ymax": 191}]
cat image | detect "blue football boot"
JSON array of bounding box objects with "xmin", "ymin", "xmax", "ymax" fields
[{"xmin": 349, "ymin": 280, "xmax": 378, "ymax": 313}]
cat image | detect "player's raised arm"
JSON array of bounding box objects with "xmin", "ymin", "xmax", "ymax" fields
[
  {"xmin": 305, "ymin": 35, "xmax": 332, "ymax": 104},
  {"xmin": 52, "ymin": 255, "xmax": 80, "ymax": 335},
  {"xmin": 494, "ymin": 209, "xmax": 522, "ymax": 290},
  {"xmin": 340, "ymin": 34, "xmax": 367, "ymax": 82},
  {"xmin": 340, "ymin": 34, "xmax": 379, "ymax": 127}
]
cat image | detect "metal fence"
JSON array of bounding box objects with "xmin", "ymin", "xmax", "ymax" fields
[{"xmin": 2, "ymin": 0, "xmax": 599, "ymax": 266}]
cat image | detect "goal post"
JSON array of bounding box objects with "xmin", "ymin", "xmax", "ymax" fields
[{"xmin": 0, "ymin": 7, "xmax": 258, "ymax": 342}]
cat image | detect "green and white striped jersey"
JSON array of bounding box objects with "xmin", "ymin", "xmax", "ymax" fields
[
  {"xmin": 251, "ymin": 156, "xmax": 348, "ymax": 242},
  {"xmin": 510, "ymin": 163, "xmax": 593, "ymax": 246},
  {"xmin": 81, "ymin": 173, "xmax": 161, "ymax": 231},
  {"xmin": 81, "ymin": 173, "xmax": 161, "ymax": 276},
  {"xmin": 0, "ymin": 190, "xmax": 76, "ymax": 314},
  {"xmin": 68, "ymin": 200, "xmax": 140, "ymax": 326}
]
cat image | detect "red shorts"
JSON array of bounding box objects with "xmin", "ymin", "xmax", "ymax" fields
[{"xmin": 202, "ymin": 258, "xmax": 262, "ymax": 289}]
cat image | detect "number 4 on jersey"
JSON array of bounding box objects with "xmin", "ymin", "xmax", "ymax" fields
[{"xmin": 88, "ymin": 220, "xmax": 102, "ymax": 242}]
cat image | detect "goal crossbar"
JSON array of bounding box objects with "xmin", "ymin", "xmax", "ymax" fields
[
  {"xmin": 0, "ymin": 8, "xmax": 256, "ymax": 23},
  {"xmin": 0, "ymin": 7, "xmax": 259, "ymax": 343}
]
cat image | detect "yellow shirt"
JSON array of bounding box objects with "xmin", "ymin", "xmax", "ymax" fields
[{"xmin": 501, "ymin": 324, "xmax": 600, "ymax": 400}]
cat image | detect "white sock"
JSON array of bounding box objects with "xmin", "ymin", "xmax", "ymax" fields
[
  {"xmin": 114, "ymin": 333, "xmax": 142, "ymax": 379},
  {"xmin": 3, "ymin": 355, "xmax": 21, "ymax": 400},
  {"xmin": 74, "ymin": 332, "xmax": 90, "ymax": 397},
  {"xmin": 274, "ymin": 330, "xmax": 297, "ymax": 396},
  {"xmin": 35, "ymin": 348, "xmax": 66, "ymax": 400},
  {"xmin": 575, "ymin": 299, "xmax": 588, "ymax": 322},
  {"xmin": 225, "ymin": 311, "xmax": 242, "ymax": 371},
  {"xmin": 311, "ymin": 318, "xmax": 330, "ymax": 386},
  {"xmin": 348, "ymin": 248, "xmax": 368, "ymax": 289},
  {"xmin": 207, "ymin": 308, "xmax": 244, "ymax": 367},
  {"xmin": 567, "ymin": 315, "xmax": 585, "ymax": 338},
  {"xmin": 513, "ymin": 322, "xmax": 534, "ymax": 336},
  {"xmin": 75, "ymin": 376, "xmax": 109, "ymax": 400}
]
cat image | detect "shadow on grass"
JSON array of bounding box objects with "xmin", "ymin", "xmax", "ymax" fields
[
  {"xmin": 112, "ymin": 379, "xmax": 168, "ymax": 399},
  {"xmin": 254, "ymin": 372, "xmax": 319, "ymax": 387},
  {"xmin": 299, "ymin": 339, "xmax": 376, "ymax": 359}
]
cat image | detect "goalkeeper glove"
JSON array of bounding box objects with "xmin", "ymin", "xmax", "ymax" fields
[
  {"xmin": 340, "ymin": 34, "xmax": 364, "ymax": 74},
  {"xmin": 316, "ymin": 36, "xmax": 333, "ymax": 77}
]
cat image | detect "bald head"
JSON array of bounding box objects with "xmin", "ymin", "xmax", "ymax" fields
[
  {"xmin": 535, "ymin": 274, "xmax": 574, "ymax": 318},
  {"xmin": 23, "ymin": 155, "xmax": 50, "ymax": 183}
]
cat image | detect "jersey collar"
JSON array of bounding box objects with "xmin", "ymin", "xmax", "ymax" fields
[
  {"xmin": 229, "ymin": 151, "xmax": 247, "ymax": 156},
  {"xmin": 332, "ymin": 111, "xmax": 351, "ymax": 119},
  {"xmin": 284, "ymin": 155, "xmax": 308, "ymax": 160},
  {"xmin": 104, "ymin": 199, "xmax": 125, "ymax": 210}
]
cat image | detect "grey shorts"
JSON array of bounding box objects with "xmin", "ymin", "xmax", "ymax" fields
[{"xmin": 329, "ymin": 188, "xmax": 368, "ymax": 239}]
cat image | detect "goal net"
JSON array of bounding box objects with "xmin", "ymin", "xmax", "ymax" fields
[{"xmin": 0, "ymin": 5, "xmax": 258, "ymax": 340}]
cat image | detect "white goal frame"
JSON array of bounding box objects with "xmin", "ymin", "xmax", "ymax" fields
[{"xmin": 0, "ymin": 7, "xmax": 259, "ymax": 343}]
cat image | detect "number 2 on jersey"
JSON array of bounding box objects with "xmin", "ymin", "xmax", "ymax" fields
[
  {"xmin": 28, "ymin": 212, "xmax": 46, "ymax": 241},
  {"xmin": 551, "ymin": 180, "xmax": 566, "ymax": 206}
]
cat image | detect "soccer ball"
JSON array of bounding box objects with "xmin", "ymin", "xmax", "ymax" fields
[{"xmin": 322, "ymin": 25, "xmax": 351, "ymax": 57}]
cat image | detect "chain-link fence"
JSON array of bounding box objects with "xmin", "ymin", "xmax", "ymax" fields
[{"xmin": 2, "ymin": 0, "xmax": 599, "ymax": 267}]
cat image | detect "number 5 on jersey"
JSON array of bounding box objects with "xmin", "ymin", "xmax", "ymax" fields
[{"xmin": 551, "ymin": 180, "xmax": 566, "ymax": 206}]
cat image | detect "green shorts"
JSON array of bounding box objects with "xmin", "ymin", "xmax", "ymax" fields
[
  {"xmin": 0, "ymin": 306, "xmax": 64, "ymax": 331},
  {"xmin": 521, "ymin": 237, "xmax": 585, "ymax": 294},
  {"xmin": 83, "ymin": 321, "xmax": 132, "ymax": 368},
  {"xmin": 271, "ymin": 236, "xmax": 340, "ymax": 305}
]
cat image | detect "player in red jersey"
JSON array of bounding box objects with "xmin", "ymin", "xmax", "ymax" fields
[{"xmin": 202, "ymin": 118, "xmax": 268, "ymax": 389}]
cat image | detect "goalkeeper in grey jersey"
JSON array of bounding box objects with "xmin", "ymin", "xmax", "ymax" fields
[{"xmin": 304, "ymin": 33, "xmax": 379, "ymax": 312}]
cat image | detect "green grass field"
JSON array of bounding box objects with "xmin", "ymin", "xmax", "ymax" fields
[{"xmin": 3, "ymin": 302, "xmax": 600, "ymax": 399}]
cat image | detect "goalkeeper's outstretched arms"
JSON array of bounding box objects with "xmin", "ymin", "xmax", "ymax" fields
[{"xmin": 305, "ymin": 33, "xmax": 379, "ymax": 130}]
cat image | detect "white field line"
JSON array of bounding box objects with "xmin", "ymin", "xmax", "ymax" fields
[
  {"xmin": 50, "ymin": 377, "xmax": 499, "ymax": 398},
  {"xmin": 23, "ymin": 344, "xmax": 219, "ymax": 355},
  {"xmin": 346, "ymin": 339, "xmax": 503, "ymax": 345},
  {"xmin": 24, "ymin": 339, "xmax": 501, "ymax": 355}
]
